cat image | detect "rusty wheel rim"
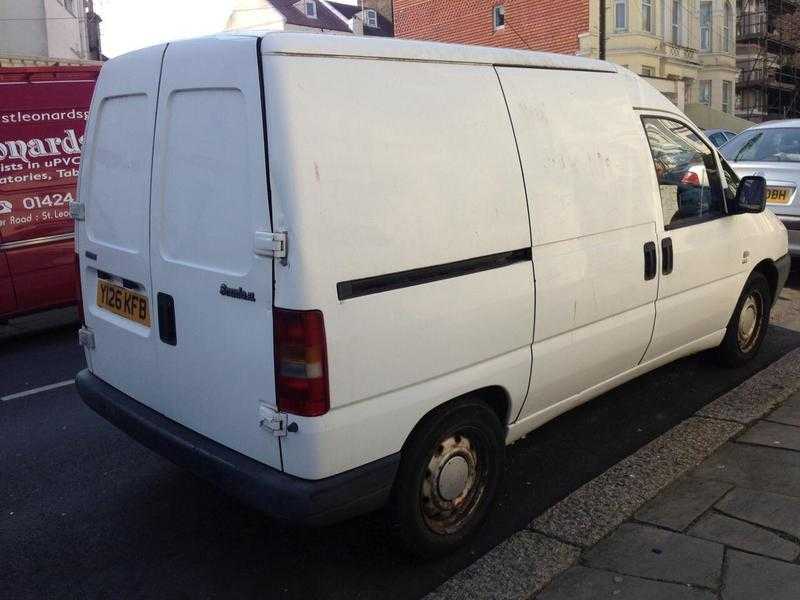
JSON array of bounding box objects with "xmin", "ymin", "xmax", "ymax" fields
[
  {"xmin": 420, "ymin": 428, "xmax": 488, "ymax": 535},
  {"xmin": 737, "ymin": 290, "xmax": 764, "ymax": 353}
]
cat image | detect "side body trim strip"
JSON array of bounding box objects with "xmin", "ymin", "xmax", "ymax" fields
[
  {"xmin": 0, "ymin": 232, "xmax": 75, "ymax": 251},
  {"xmin": 337, "ymin": 248, "xmax": 532, "ymax": 301}
]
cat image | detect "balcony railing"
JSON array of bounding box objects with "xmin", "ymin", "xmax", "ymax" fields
[{"xmin": 660, "ymin": 41, "xmax": 697, "ymax": 61}]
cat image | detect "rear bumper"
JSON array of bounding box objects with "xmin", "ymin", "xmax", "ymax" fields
[{"xmin": 75, "ymin": 370, "xmax": 400, "ymax": 526}]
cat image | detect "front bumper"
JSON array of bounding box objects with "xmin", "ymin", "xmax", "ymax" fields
[
  {"xmin": 775, "ymin": 253, "xmax": 792, "ymax": 303},
  {"xmin": 778, "ymin": 216, "xmax": 800, "ymax": 258},
  {"xmin": 76, "ymin": 370, "xmax": 400, "ymax": 526}
]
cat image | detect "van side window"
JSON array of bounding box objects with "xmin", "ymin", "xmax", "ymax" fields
[{"xmin": 642, "ymin": 117, "xmax": 725, "ymax": 230}]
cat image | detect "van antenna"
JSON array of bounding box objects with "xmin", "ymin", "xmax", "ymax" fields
[{"xmin": 504, "ymin": 5, "xmax": 534, "ymax": 51}]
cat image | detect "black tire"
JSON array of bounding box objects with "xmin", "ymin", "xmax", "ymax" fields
[
  {"xmin": 716, "ymin": 271, "xmax": 772, "ymax": 367},
  {"xmin": 391, "ymin": 398, "xmax": 505, "ymax": 558}
]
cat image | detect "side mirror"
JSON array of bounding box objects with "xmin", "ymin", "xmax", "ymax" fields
[{"xmin": 735, "ymin": 176, "xmax": 767, "ymax": 213}]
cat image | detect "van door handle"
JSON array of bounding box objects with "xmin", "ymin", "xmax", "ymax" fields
[
  {"xmin": 157, "ymin": 292, "xmax": 177, "ymax": 346},
  {"xmin": 644, "ymin": 241, "xmax": 657, "ymax": 280},
  {"xmin": 662, "ymin": 237, "xmax": 674, "ymax": 275}
]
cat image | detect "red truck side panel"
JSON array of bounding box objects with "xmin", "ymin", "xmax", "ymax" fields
[
  {"xmin": 0, "ymin": 249, "xmax": 15, "ymax": 316},
  {"xmin": 0, "ymin": 65, "xmax": 100, "ymax": 320}
]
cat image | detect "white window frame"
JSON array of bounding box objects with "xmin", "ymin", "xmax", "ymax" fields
[
  {"xmin": 671, "ymin": 0, "xmax": 681, "ymax": 45},
  {"xmin": 723, "ymin": 2, "xmax": 732, "ymax": 52},
  {"xmin": 305, "ymin": 1, "xmax": 317, "ymax": 18},
  {"xmin": 642, "ymin": 66, "xmax": 655, "ymax": 77},
  {"xmin": 700, "ymin": 1, "xmax": 712, "ymax": 51},
  {"xmin": 493, "ymin": 5, "xmax": 505, "ymax": 30},
  {"xmin": 700, "ymin": 80, "xmax": 712, "ymax": 106},
  {"xmin": 615, "ymin": 0, "xmax": 628, "ymax": 31},
  {"xmin": 722, "ymin": 80, "xmax": 732, "ymax": 113},
  {"xmin": 365, "ymin": 8, "xmax": 378, "ymax": 28},
  {"xmin": 642, "ymin": 0, "xmax": 653, "ymax": 32}
]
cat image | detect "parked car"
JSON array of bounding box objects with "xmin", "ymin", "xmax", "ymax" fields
[
  {"xmin": 0, "ymin": 65, "xmax": 100, "ymax": 320},
  {"xmin": 704, "ymin": 128, "xmax": 738, "ymax": 147},
  {"xmin": 74, "ymin": 33, "xmax": 790, "ymax": 556},
  {"xmin": 721, "ymin": 119, "xmax": 800, "ymax": 258}
]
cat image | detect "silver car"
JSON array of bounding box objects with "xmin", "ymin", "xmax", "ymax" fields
[{"xmin": 721, "ymin": 119, "xmax": 800, "ymax": 258}]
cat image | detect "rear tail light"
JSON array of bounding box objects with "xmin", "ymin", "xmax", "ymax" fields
[
  {"xmin": 680, "ymin": 171, "xmax": 701, "ymax": 187},
  {"xmin": 274, "ymin": 308, "xmax": 330, "ymax": 417}
]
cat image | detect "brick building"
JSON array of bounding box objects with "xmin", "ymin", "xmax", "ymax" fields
[{"xmin": 393, "ymin": 0, "xmax": 588, "ymax": 54}]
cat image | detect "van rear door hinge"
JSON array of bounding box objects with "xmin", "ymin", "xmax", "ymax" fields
[
  {"xmin": 259, "ymin": 403, "xmax": 289, "ymax": 437},
  {"xmin": 78, "ymin": 327, "xmax": 95, "ymax": 349},
  {"xmin": 69, "ymin": 201, "xmax": 85, "ymax": 221},
  {"xmin": 254, "ymin": 231, "xmax": 287, "ymax": 265}
]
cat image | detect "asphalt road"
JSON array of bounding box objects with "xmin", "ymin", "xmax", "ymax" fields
[{"xmin": 2, "ymin": 270, "xmax": 800, "ymax": 600}]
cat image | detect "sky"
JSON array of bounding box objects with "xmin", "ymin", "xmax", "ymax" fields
[{"xmin": 95, "ymin": 0, "xmax": 360, "ymax": 58}]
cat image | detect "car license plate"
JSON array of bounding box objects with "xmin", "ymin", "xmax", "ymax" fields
[
  {"xmin": 96, "ymin": 280, "xmax": 150, "ymax": 326},
  {"xmin": 766, "ymin": 187, "xmax": 793, "ymax": 204}
]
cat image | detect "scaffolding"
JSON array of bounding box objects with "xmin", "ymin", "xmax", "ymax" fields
[{"xmin": 736, "ymin": 0, "xmax": 800, "ymax": 121}]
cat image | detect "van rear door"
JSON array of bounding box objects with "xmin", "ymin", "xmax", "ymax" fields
[
  {"xmin": 148, "ymin": 37, "xmax": 280, "ymax": 468},
  {"xmin": 78, "ymin": 44, "xmax": 166, "ymax": 407}
]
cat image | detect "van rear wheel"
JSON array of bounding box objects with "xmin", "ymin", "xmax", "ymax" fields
[
  {"xmin": 391, "ymin": 398, "xmax": 504, "ymax": 557},
  {"xmin": 716, "ymin": 271, "xmax": 771, "ymax": 367}
]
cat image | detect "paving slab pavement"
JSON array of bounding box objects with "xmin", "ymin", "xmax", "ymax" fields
[
  {"xmin": 687, "ymin": 512, "xmax": 799, "ymax": 561},
  {"xmin": 633, "ymin": 478, "xmax": 732, "ymax": 532},
  {"xmin": 536, "ymin": 565, "xmax": 716, "ymax": 600},
  {"xmin": 538, "ymin": 388, "xmax": 800, "ymax": 599},
  {"xmin": 582, "ymin": 523, "xmax": 724, "ymax": 588},
  {"xmin": 722, "ymin": 550, "xmax": 800, "ymax": 600},
  {"xmin": 714, "ymin": 487, "xmax": 800, "ymax": 539}
]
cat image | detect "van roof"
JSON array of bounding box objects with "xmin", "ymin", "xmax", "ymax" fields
[{"xmin": 240, "ymin": 32, "xmax": 618, "ymax": 73}]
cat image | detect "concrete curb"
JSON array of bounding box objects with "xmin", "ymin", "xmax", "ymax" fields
[{"xmin": 425, "ymin": 347, "xmax": 800, "ymax": 600}]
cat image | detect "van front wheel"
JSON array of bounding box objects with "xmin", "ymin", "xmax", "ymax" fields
[
  {"xmin": 391, "ymin": 398, "xmax": 505, "ymax": 557},
  {"xmin": 716, "ymin": 271, "xmax": 771, "ymax": 367}
]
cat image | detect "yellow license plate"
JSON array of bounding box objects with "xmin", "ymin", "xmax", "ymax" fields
[
  {"xmin": 766, "ymin": 187, "xmax": 793, "ymax": 204},
  {"xmin": 96, "ymin": 280, "xmax": 151, "ymax": 326}
]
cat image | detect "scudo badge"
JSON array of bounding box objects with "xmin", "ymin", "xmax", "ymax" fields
[{"xmin": 219, "ymin": 283, "xmax": 256, "ymax": 302}]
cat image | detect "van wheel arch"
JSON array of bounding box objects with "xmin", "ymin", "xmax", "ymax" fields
[
  {"xmin": 752, "ymin": 259, "xmax": 779, "ymax": 305},
  {"xmin": 401, "ymin": 386, "xmax": 512, "ymax": 454}
]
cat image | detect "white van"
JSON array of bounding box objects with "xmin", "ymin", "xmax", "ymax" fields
[{"xmin": 74, "ymin": 32, "xmax": 790, "ymax": 556}]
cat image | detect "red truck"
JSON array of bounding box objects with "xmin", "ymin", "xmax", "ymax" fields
[{"xmin": 0, "ymin": 65, "xmax": 100, "ymax": 321}]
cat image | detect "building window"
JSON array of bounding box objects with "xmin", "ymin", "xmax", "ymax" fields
[
  {"xmin": 642, "ymin": 0, "xmax": 653, "ymax": 32},
  {"xmin": 723, "ymin": 2, "xmax": 733, "ymax": 52},
  {"xmin": 671, "ymin": 1, "xmax": 681, "ymax": 45},
  {"xmin": 615, "ymin": 0, "xmax": 628, "ymax": 31},
  {"xmin": 722, "ymin": 81, "xmax": 732, "ymax": 113},
  {"xmin": 365, "ymin": 8, "xmax": 378, "ymax": 28},
  {"xmin": 305, "ymin": 1, "xmax": 317, "ymax": 18},
  {"xmin": 642, "ymin": 66, "xmax": 655, "ymax": 76},
  {"xmin": 700, "ymin": 1, "xmax": 712, "ymax": 51},
  {"xmin": 700, "ymin": 80, "xmax": 712, "ymax": 106},
  {"xmin": 493, "ymin": 5, "xmax": 505, "ymax": 30}
]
